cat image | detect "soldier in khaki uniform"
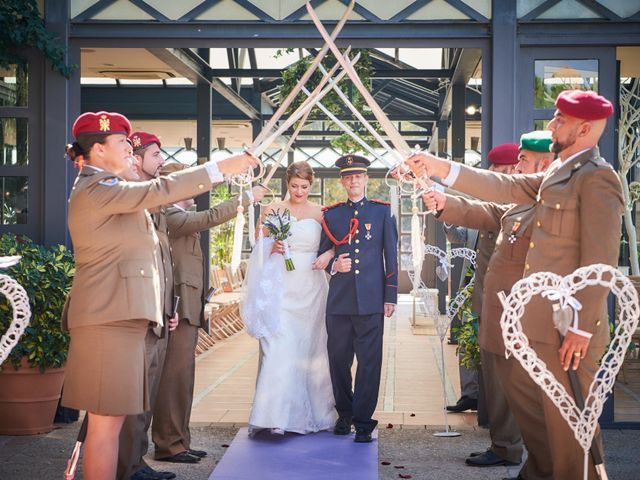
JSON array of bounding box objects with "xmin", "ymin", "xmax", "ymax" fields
[
  {"xmin": 118, "ymin": 131, "xmax": 179, "ymax": 480},
  {"xmin": 62, "ymin": 111, "xmax": 257, "ymax": 480},
  {"xmin": 409, "ymin": 90, "xmax": 623, "ymax": 480},
  {"xmin": 152, "ymin": 163, "xmax": 265, "ymax": 463},
  {"xmin": 424, "ymin": 131, "xmax": 554, "ymax": 477},
  {"xmin": 444, "ymin": 143, "xmax": 519, "ymax": 424}
]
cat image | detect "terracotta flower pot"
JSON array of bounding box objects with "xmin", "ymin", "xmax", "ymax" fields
[{"xmin": 0, "ymin": 357, "xmax": 65, "ymax": 435}]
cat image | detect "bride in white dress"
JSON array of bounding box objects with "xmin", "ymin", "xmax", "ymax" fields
[{"xmin": 241, "ymin": 161, "xmax": 337, "ymax": 435}]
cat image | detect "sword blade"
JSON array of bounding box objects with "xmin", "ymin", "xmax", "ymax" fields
[{"xmin": 251, "ymin": 0, "xmax": 356, "ymax": 149}]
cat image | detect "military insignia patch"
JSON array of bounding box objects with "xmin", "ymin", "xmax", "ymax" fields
[
  {"xmin": 99, "ymin": 114, "xmax": 110, "ymax": 132},
  {"xmin": 98, "ymin": 177, "xmax": 119, "ymax": 186},
  {"xmin": 346, "ymin": 156, "xmax": 353, "ymax": 165},
  {"xmin": 132, "ymin": 136, "xmax": 142, "ymax": 148}
]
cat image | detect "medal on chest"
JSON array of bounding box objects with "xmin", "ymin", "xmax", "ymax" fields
[
  {"xmin": 508, "ymin": 221, "xmax": 521, "ymax": 244},
  {"xmin": 365, "ymin": 223, "xmax": 372, "ymax": 240}
]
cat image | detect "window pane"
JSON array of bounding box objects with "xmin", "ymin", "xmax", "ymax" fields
[
  {"xmin": 0, "ymin": 64, "xmax": 28, "ymax": 107},
  {"xmin": 323, "ymin": 178, "xmax": 344, "ymax": 206},
  {"xmin": 400, "ymin": 234, "xmax": 412, "ymax": 252},
  {"xmin": 0, "ymin": 118, "xmax": 29, "ymax": 165},
  {"xmin": 401, "ymin": 215, "xmax": 412, "ymax": 233},
  {"xmin": 367, "ymin": 178, "xmax": 390, "ymax": 202},
  {"xmin": 1, "ymin": 176, "xmax": 28, "ymax": 224},
  {"xmin": 400, "ymin": 253, "xmax": 413, "ymax": 271},
  {"xmin": 534, "ymin": 60, "xmax": 598, "ymax": 109},
  {"xmin": 534, "ymin": 119, "xmax": 551, "ymax": 131}
]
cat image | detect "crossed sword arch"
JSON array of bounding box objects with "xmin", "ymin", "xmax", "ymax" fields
[{"xmin": 226, "ymin": 0, "xmax": 437, "ymax": 272}]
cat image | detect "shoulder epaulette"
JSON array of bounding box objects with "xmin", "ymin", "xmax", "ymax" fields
[
  {"xmin": 370, "ymin": 199, "xmax": 391, "ymax": 206},
  {"xmin": 322, "ymin": 202, "xmax": 345, "ymax": 212}
]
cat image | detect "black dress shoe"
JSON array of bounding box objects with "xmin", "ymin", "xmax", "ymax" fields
[
  {"xmin": 131, "ymin": 466, "xmax": 176, "ymax": 480},
  {"xmin": 502, "ymin": 476, "xmax": 524, "ymax": 480},
  {"xmin": 333, "ymin": 416, "xmax": 353, "ymax": 435},
  {"xmin": 354, "ymin": 428, "xmax": 373, "ymax": 443},
  {"xmin": 156, "ymin": 451, "xmax": 201, "ymax": 464},
  {"xmin": 465, "ymin": 450, "xmax": 519, "ymax": 467},
  {"xmin": 446, "ymin": 396, "xmax": 478, "ymax": 413},
  {"xmin": 187, "ymin": 448, "xmax": 207, "ymax": 458},
  {"xmin": 468, "ymin": 448, "xmax": 490, "ymax": 457}
]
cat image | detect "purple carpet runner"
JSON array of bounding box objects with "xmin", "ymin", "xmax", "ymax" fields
[{"xmin": 209, "ymin": 427, "xmax": 378, "ymax": 479}]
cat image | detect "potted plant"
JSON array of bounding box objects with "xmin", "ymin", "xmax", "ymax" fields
[{"xmin": 0, "ymin": 233, "xmax": 75, "ymax": 435}]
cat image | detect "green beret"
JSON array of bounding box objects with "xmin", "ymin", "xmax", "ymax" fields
[{"xmin": 519, "ymin": 130, "xmax": 552, "ymax": 153}]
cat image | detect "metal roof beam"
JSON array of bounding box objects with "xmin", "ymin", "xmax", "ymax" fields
[
  {"xmin": 208, "ymin": 68, "xmax": 451, "ymax": 79},
  {"xmin": 439, "ymin": 48, "xmax": 481, "ymax": 121},
  {"xmin": 146, "ymin": 47, "xmax": 259, "ymax": 120}
]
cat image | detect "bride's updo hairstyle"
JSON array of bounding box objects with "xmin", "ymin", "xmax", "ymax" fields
[{"xmin": 285, "ymin": 161, "xmax": 314, "ymax": 185}]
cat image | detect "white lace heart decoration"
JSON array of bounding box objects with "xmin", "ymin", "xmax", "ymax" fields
[
  {"xmin": 500, "ymin": 264, "xmax": 639, "ymax": 457},
  {"xmin": 0, "ymin": 256, "xmax": 32, "ymax": 365},
  {"xmin": 420, "ymin": 245, "xmax": 477, "ymax": 339}
]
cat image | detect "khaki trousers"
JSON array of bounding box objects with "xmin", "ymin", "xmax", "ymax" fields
[
  {"xmin": 152, "ymin": 319, "xmax": 199, "ymax": 459},
  {"xmin": 498, "ymin": 341, "xmax": 604, "ymax": 480},
  {"xmin": 481, "ymin": 349, "xmax": 523, "ymax": 463},
  {"xmin": 117, "ymin": 327, "xmax": 168, "ymax": 480}
]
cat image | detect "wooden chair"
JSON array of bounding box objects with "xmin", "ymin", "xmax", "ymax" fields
[{"xmin": 204, "ymin": 265, "xmax": 245, "ymax": 340}]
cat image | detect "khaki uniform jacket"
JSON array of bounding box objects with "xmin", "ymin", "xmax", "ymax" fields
[
  {"xmin": 166, "ymin": 194, "xmax": 250, "ymax": 327},
  {"xmin": 452, "ymin": 147, "xmax": 624, "ymax": 346},
  {"xmin": 439, "ymin": 196, "xmax": 536, "ymax": 355},
  {"xmin": 470, "ymin": 229, "xmax": 497, "ymax": 314},
  {"xmin": 66, "ymin": 164, "xmax": 215, "ymax": 329}
]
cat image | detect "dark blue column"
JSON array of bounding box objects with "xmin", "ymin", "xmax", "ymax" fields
[
  {"xmin": 196, "ymin": 48, "xmax": 212, "ymax": 290},
  {"xmin": 43, "ymin": 0, "xmax": 72, "ymax": 247},
  {"xmin": 491, "ymin": 0, "xmax": 518, "ymax": 147}
]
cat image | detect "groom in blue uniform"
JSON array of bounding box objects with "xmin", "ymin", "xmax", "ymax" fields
[{"xmin": 319, "ymin": 154, "xmax": 398, "ymax": 443}]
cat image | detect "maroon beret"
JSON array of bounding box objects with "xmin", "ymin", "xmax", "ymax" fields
[
  {"xmin": 488, "ymin": 143, "xmax": 520, "ymax": 166},
  {"xmin": 129, "ymin": 131, "xmax": 161, "ymax": 151},
  {"xmin": 555, "ymin": 90, "xmax": 613, "ymax": 120},
  {"xmin": 72, "ymin": 111, "xmax": 131, "ymax": 138}
]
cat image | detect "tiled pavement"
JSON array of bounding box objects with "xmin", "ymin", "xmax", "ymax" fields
[{"xmin": 191, "ymin": 294, "xmax": 478, "ymax": 429}]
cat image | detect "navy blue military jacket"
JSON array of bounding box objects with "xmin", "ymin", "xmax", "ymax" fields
[{"xmin": 319, "ymin": 197, "xmax": 398, "ymax": 315}]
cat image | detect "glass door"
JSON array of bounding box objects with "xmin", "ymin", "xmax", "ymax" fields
[{"xmin": 517, "ymin": 46, "xmax": 617, "ymax": 166}]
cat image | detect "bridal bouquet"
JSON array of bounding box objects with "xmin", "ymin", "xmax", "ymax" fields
[{"xmin": 263, "ymin": 208, "xmax": 295, "ymax": 271}]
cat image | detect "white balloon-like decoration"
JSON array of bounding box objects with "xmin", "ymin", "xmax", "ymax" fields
[
  {"xmin": 0, "ymin": 256, "xmax": 32, "ymax": 365},
  {"xmin": 419, "ymin": 245, "xmax": 477, "ymax": 339},
  {"xmin": 500, "ymin": 264, "xmax": 639, "ymax": 480},
  {"xmin": 446, "ymin": 247, "xmax": 477, "ymax": 323}
]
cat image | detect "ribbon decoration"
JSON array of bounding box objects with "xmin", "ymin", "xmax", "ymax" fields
[
  {"xmin": 541, "ymin": 288, "xmax": 584, "ymax": 335},
  {"xmin": 231, "ymin": 196, "xmax": 246, "ymax": 273},
  {"xmin": 410, "ymin": 199, "xmax": 424, "ymax": 293}
]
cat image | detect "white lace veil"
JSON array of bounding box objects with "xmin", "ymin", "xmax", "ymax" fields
[{"xmin": 240, "ymin": 236, "xmax": 285, "ymax": 339}]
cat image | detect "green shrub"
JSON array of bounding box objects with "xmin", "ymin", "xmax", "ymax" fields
[{"xmin": 0, "ymin": 233, "xmax": 75, "ymax": 371}]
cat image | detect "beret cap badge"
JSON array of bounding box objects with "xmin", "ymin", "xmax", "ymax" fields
[{"xmin": 99, "ymin": 115, "xmax": 110, "ymax": 132}]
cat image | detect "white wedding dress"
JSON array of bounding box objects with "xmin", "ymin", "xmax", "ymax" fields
[{"xmin": 241, "ymin": 217, "xmax": 337, "ymax": 434}]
